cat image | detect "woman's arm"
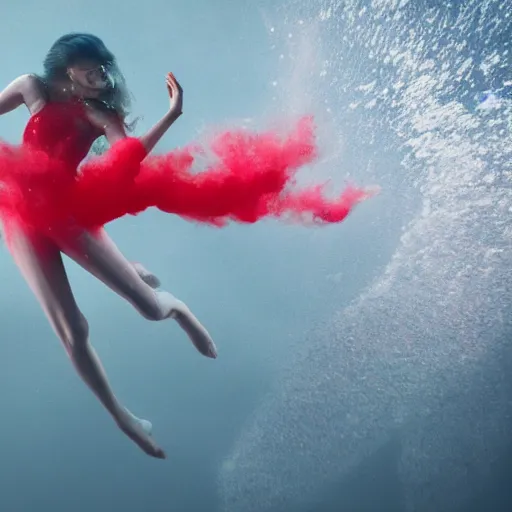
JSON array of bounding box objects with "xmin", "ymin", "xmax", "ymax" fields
[
  {"xmin": 100, "ymin": 72, "xmax": 184, "ymax": 154},
  {"xmin": 101, "ymin": 109, "xmax": 181, "ymax": 154},
  {"xmin": 139, "ymin": 72, "xmax": 183, "ymax": 152},
  {"xmin": 0, "ymin": 74, "xmax": 45, "ymax": 115},
  {"xmin": 139, "ymin": 110, "xmax": 181, "ymax": 153}
]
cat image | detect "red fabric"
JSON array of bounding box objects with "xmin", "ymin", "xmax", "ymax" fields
[{"xmin": 0, "ymin": 102, "xmax": 372, "ymax": 232}]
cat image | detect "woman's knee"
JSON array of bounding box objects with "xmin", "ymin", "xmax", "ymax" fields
[{"xmin": 63, "ymin": 312, "xmax": 90, "ymax": 349}]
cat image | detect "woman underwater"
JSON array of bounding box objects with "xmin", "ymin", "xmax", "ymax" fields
[{"xmin": 0, "ymin": 33, "xmax": 371, "ymax": 459}]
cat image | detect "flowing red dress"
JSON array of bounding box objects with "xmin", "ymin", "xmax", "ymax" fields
[{"xmin": 0, "ymin": 100, "xmax": 370, "ymax": 239}]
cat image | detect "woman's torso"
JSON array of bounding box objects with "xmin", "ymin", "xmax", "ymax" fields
[{"xmin": 23, "ymin": 100, "xmax": 102, "ymax": 169}]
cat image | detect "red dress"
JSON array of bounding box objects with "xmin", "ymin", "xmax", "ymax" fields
[{"xmin": 0, "ymin": 100, "xmax": 370, "ymax": 235}]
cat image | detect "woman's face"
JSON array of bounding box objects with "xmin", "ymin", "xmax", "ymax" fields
[{"xmin": 67, "ymin": 59, "xmax": 113, "ymax": 97}]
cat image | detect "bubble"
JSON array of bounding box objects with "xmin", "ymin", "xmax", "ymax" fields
[{"xmin": 218, "ymin": 1, "xmax": 512, "ymax": 511}]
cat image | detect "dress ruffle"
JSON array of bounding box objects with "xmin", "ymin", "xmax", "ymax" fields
[{"xmin": 0, "ymin": 116, "xmax": 371, "ymax": 232}]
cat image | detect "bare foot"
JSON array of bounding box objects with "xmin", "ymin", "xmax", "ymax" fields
[
  {"xmin": 118, "ymin": 409, "xmax": 166, "ymax": 459},
  {"xmin": 173, "ymin": 305, "xmax": 218, "ymax": 359},
  {"xmin": 158, "ymin": 292, "xmax": 218, "ymax": 359}
]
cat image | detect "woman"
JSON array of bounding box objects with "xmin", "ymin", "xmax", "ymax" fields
[{"xmin": 0, "ymin": 34, "xmax": 370, "ymax": 459}]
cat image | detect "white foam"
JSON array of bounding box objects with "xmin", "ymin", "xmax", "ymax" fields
[{"xmin": 218, "ymin": 0, "xmax": 512, "ymax": 510}]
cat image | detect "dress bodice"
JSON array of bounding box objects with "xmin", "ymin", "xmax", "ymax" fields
[{"xmin": 23, "ymin": 101, "xmax": 102, "ymax": 168}]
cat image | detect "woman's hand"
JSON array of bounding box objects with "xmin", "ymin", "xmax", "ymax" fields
[
  {"xmin": 138, "ymin": 73, "xmax": 184, "ymax": 153},
  {"xmin": 166, "ymin": 72, "xmax": 183, "ymax": 118}
]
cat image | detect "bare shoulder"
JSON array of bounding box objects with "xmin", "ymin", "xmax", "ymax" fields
[
  {"xmin": 11, "ymin": 74, "xmax": 44, "ymax": 95},
  {"xmin": 18, "ymin": 74, "xmax": 40, "ymax": 86},
  {"xmin": 0, "ymin": 73, "xmax": 47, "ymax": 115},
  {"xmin": 18, "ymin": 74, "xmax": 47, "ymax": 113}
]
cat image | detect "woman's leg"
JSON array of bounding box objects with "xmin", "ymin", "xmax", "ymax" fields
[
  {"xmin": 55, "ymin": 228, "xmax": 217, "ymax": 359},
  {"xmin": 7, "ymin": 227, "xmax": 165, "ymax": 459},
  {"xmin": 132, "ymin": 262, "xmax": 161, "ymax": 289}
]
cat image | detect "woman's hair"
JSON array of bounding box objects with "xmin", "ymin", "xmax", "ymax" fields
[{"xmin": 41, "ymin": 33, "xmax": 134, "ymax": 128}]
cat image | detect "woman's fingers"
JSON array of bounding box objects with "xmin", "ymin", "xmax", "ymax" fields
[{"xmin": 167, "ymin": 72, "xmax": 182, "ymax": 92}]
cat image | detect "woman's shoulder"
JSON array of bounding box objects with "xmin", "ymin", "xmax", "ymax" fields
[
  {"xmin": 12, "ymin": 74, "xmax": 48, "ymax": 113},
  {"xmin": 16, "ymin": 74, "xmax": 46, "ymax": 93}
]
